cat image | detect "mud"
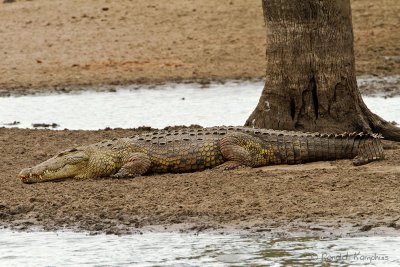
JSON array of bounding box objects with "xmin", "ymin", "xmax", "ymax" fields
[
  {"xmin": 0, "ymin": 127, "xmax": 399, "ymax": 235},
  {"xmin": 357, "ymin": 75, "xmax": 400, "ymax": 97},
  {"xmin": 0, "ymin": 0, "xmax": 399, "ymax": 96}
]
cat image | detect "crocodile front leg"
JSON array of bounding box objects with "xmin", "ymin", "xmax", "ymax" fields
[{"xmin": 111, "ymin": 152, "xmax": 151, "ymax": 178}]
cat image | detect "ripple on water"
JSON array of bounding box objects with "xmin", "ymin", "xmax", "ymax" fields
[{"xmin": 0, "ymin": 230, "xmax": 399, "ymax": 266}]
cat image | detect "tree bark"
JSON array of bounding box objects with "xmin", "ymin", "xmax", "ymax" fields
[{"xmin": 245, "ymin": 0, "xmax": 400, "ymax": 141}]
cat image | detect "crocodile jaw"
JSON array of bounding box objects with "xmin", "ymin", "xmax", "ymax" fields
[
  {"xmin": 18, "ymin": 165, "xmax": 83, "ymax": 183},
  {"xmin": 18, "ymin": 151, "xmax": 90, "ymax": 183}
]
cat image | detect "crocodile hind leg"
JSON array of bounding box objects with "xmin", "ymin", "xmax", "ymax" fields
[
  {"xmin": 218, "ymin": 132, "xmax": 276, "ymax": 169},
  {"xmin": 111, "ymin": 153, "xmax": 151, "ymax": 178}
]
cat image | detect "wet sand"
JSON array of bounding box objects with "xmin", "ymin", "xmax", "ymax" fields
[
  {"xmin": 1, "ymin": 127, "xmax": 399, "ymax": 236},
  {"xmin": 0, "ymin": 0, "xmax": 399, "ymax": 96},
  {"xmin": 0, "ymin": 0, "xmax": 400, "ymax": 236}
]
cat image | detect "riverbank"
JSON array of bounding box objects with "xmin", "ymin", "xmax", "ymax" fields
[
  {"xmin": 1, "ymin": 127, "xmax": 399, "ymax": 236},
  {"xmin": 0, "ymin": 0, "xmax": 399, "ymax": 96}
]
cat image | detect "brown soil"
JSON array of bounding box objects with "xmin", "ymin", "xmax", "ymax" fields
[
  {"xmin": 0, "ymin": 0, "xmax": 399, "ymax": 96},
  {"xmin": 0, "ymin": 0, "xmax": 399, "ymax": 236},
  {"xmin": 1, "ymin": 127, "xmax": 399, "ymax": 235}
]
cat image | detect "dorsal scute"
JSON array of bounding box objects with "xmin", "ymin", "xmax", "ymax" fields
[{"xmin": 126, "ymin": 127, "xmax": 384, "ymax": 145}]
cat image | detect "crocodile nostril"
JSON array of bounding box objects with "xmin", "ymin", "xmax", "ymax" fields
[{"xmin": 17, "ymin": 168, "xmax": 32, "ymax": 179}]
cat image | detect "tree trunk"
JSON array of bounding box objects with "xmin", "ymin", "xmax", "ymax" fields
[{"xmin": 245, "ymin": 0, "xmax": 400, "ymax": 141}]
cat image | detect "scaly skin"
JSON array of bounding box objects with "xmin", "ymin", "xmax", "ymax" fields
[{"xmin": 18, "ymin": 126, "xmax": 385, "ymax": 183}]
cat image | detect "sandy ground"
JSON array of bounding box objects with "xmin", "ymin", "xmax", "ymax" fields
[
  {"xmin": 0, "ymin": 0, "xmax": 399, "ymax": 236},
  {"xmin": 0, "ymin": 127, "xmax": 399, "ymax": 235},
  {"xmin": 0, "ymin": 0, "xmax": 399, "ymax": 96}
]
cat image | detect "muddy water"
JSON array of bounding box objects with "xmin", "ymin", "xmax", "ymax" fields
[
  {"xmin": 0, "ymin": 230, "xmax": 399, "ymax": 266},
  {"xmin": 1, "ymin": 81, "xmax": 399, "ymax": 130},
  {"xmin": 0, "ymin": 81, "xmax": 263, "ymax": 129}
]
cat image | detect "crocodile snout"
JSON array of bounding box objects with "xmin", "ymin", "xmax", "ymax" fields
[
  {"xmin": 17, "ymin": 168, "xmax": 36, "ymax": 183},
  {"xmin": 18, "ymin": 168, "xmax": 30, "ymax": 178}
]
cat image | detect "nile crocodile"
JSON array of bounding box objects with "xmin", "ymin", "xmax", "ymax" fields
[{"xmin": 18, "ymin": 126, "xmax": 384, "ymax": 183}]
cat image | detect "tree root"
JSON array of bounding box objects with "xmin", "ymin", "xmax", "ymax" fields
[{"xmin": 362, "ymin": 105, "xmax": 400, "ymax": 142}]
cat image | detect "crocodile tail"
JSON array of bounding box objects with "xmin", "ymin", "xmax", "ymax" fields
[
  {"xmin": 236, "ymin": 127, "xmax": 385, "ymax": 165},
  {"xmin": 273, "ymin": 131, "xmax": 384, "ymax": 165},
  {"xmin": 351, "ymin": 133, "xmax": 385, "ymax": 166}
]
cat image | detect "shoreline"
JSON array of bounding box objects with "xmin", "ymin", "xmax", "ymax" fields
[
  {"xmin": 0, "ymin": 78, "xmax": 263, "ymax": 97},
  {"xmin": 3, "ymin": 211, "xmax": 400, "ymax": 238},
  {"xmin": 0, "ymin": 75, "xmax": 399, "ymax": 98},
  {"xmin": 3, "ymin": 216, "xmax": 400, "ymax": 238}
]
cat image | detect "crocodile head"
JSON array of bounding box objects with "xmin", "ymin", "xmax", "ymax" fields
[{"xmin": 18, "ymin": 148, "xmax": 90, "ymax": 183}]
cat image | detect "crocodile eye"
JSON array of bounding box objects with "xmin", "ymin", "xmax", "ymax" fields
[
  {"xmin": 67, "ymin": 153, "xmax": 88, "ymax": 165},
  {"xmin": 68, "ymin": 156, "xmax": 87, "ymax": 164}
]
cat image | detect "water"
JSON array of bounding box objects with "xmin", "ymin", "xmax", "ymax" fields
[
  {"xmin": 0, "ymin": 81, "xmax": 398, "ymax": 130},
  {"xmin": 0, "ymin": 81, "xmax": 263, "ymax": 130},
  {"xmin": 0, "ymin": 230, "xmax": 399, "ymax": 266}
]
